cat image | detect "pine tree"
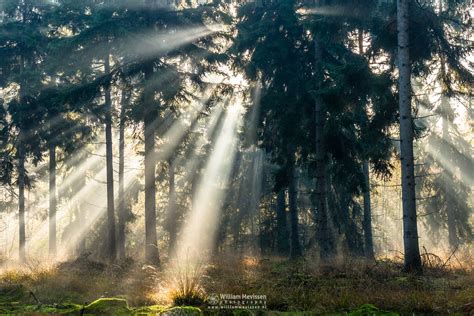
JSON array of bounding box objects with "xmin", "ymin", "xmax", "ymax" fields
[
  {"xmin": 0, "ymin": 0, "xmax": 53, "ymax": 261},
  {"xmin": 232, "ymin": 0, "xmax": 399, "ymax": 260}
]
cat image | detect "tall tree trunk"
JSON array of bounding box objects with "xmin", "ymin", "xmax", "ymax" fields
[
  {"xmin": 18, "ymin": 55, "xmax": 26, "ymax": 262},
  {"xmin": 104, "ymin": 53, "xmax": 117, "ymax": 261},
  {"xmin": 314, "ymin": 39, "xmax": 332, "ymax": 260},
  {"xmin": 18, "ymin": 136, "xmax": 26, "ymax": 262},
  {"xmin": 49, "ymin": 142, "xmax": 57, "ymax": 257},
  {"xmin": 167, "ymin": 159, "xmax": 177, "ymax": 254},
  {"xmin": 397, "ymin": 0, "xmax": 422, "ymax": 273},
  {"xmin": 339, "ymin": 190, "xmax": 355, "ymax": 254},
  {"xmin": 288, "ymin": 161, "xmax": 302, "ymax": 259},
  {"xmin": 117, "ymin": 90, "xmax": 126, "ymax": 260},
  {"xmin": 144, "ymin": 62, "xmax": 160, "ymax": 265},
  {"xmin": 358, "ymin": 28, "xmax": 375, "ymax": 260},
  {"xmin": 362, "ymin": 160, "xmax": 375, "ymax": 260},
  {"xmin": 275, "ymin": 189, "xmax": 289, "ymax": 255}
]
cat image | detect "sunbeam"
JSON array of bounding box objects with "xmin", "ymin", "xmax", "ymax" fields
[
  {"xmin": 424, "ymin": 137, "xmax": 473, "ymax": 188},
  {"xmin": 61, "ymin": 158, "xmax": 141, "ymax": 260},
  {"xmin": 297, "ymin": 5, "xmax": 354, "ymax": 16},
  {"xmin": 0, "ymin": 212, "xmax": 18, "ymax": 259},
  {"xmin": 173, "ymin": 99, "xmax": 244, "ymax": 265},
  {"xmin": 26, "ymin": 163, "xmax": 108, "ymax": 259},
  {"xmin": 156, "ymin": 87, "xmax": 216, "ymax": 161},
  {"xmin": 1, "ymin": 0, "xmax": 473, "ymax": 311},
  {"xmin": 22, "ymin": 131, "xmax": 141, "ymax": 261},
  {"xmin": 125, "ymin": 26, "xmax": 218, "ymax": 61}
]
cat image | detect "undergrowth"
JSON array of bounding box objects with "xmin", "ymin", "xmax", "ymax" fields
[{"xmin": 0, "ymin": 252, "xmax": 472, "ymax": 314}]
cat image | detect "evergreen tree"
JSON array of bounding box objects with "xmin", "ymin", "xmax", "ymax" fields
[
  {"xmin": 232, "ymin": 0, "xmax": 398, "ymax": 260},
  {"xmin": 0, "ymin": 0, "xmax": 54, "ymax": 261}
]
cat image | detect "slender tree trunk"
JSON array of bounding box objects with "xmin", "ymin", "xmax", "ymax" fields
[
  {"xmin": 275, "ymin": 189, "xmax": 289, "ymax": 255},
  {"xmin": 314, "ymin": 39, "xmax": 332, "ymax": 260},
  {"xmin": 18, "ymin": 136, "xmax": 26, "ymax": 262},
  {"xmin": 49, "ymin": 142, "xmax": 57, "ymax": 257},
  {"xmin": 117, "ymin": 90, "xmax": 126, "ymax": 260},
  {"xmin": 18, "ymin": 55, "xmax": 26, "ymax": 262},
  {"xmin": 358, "ymin": 28, "xmax": 375, "ymax": 260},
  {"xmin": 397, "ymin": 0, "xmax": 422, "ymax": 273},
  {"xmin": 167, "ymin": 159, "xmax": 177, "ymax": 254},
  {"xmin": 339, "ymin": 191, "xmax": 354, "ymax": 254},
  {"xmin": 144, "ymin": 62, "xmax": 160, "ymax": 265},
  {"xmin": 104, "ymin": 53, "xmax": 117, "ymax": 261},
  {"xmin": 362, "ymin": 161, "xmax": 375, "ymax": 260},
  {"xmin": 288, "ymin": 161, "xmax": 302, "ymax": 259}
]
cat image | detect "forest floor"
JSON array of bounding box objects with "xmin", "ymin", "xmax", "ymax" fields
[{"xmin": 0, "ymin": 254, "xmax": 472, "ymax": 315}]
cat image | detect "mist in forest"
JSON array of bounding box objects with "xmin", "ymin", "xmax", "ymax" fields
[{"xmin": 0, "ymin": 0, "xmax": 472, "ymax": 313}]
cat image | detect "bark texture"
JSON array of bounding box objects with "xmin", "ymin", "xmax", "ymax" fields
[
  {"xmin": 362, "ymin": 160, "xmax": 375, "ymax": 260},
  {"xmin": 397, "ymin": 0, "xmax": 422, "ymax": 273},
  {"xmin": 117, "ymin": 90, "xmax": 127, "ymax": 260}
]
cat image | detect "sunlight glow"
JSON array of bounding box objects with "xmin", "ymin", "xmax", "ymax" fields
[
  {"xmin": 156, "ymin": 87, "xmax": 216, "ymax": 161},
  {"xmin": 424, "ymin": 138, "xmax": 473, "ymax": 188},
  {"xmin": 24, "ymin": 136, "xmax": 142, "ymax": 261},
  {"xmin": 297, "ymin": 6, "xmax": 349, "ymax": 16},
  {"xmin": 173, "ymin": 99, "xmax": 244, "ymax": 265},
  {"xmin": 127, "ymin": 26, "xmax": 218, "ymax": 60},
  {"xmin": 174, "ymin": 104, "xmax": 224, "ymax": 186},
  {"xmin": 59, "ymin": 159, "xmax": 140, "ymax": 260}
]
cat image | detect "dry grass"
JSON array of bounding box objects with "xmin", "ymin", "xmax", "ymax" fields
[
  {"xmin": 0, "ymin": 252, "xmax": 472, "ymax": 314},
  {"xmin": 167, "ymin": 261, "xmax": 207, "ymax": 307},
  {"xmin": 202, "ymin": 254, "xmax": 474, "ymax": 314},
  {"xmin": 0, "ymin": 257, "xmax": 158, "ymax": 306}
]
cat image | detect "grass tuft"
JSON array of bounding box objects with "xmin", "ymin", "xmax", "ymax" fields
[{"xmin": 168, "ymin": 261, "xmax": 207, "ymax": 307}]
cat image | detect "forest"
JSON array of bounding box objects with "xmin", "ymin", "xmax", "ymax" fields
[{"xmin": 0, "ymin": 0, "xmax": 472, "ymax": 314}]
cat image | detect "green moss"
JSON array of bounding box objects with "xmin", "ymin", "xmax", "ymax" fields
[
  {"xmin": 83, "ymin": 298, "xmax": 130, "ymax": 315},
  {"xmin": 162, "ymin": 306, "xmax": 202, "ymax": 315},
  {"xmin": 44, "ymin": 303, "xmax": 83, "ymax": 314},
  {"xmin": 133, "ymin": 304, "xmax": 167, "ymax": 315},
  {"xmin": 0, "ymin": 299, "xmax": 199, "ymax": 315},
  {"xmin": 0, "ymin": 303, "xmax": 82, "ymax": 314}
]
